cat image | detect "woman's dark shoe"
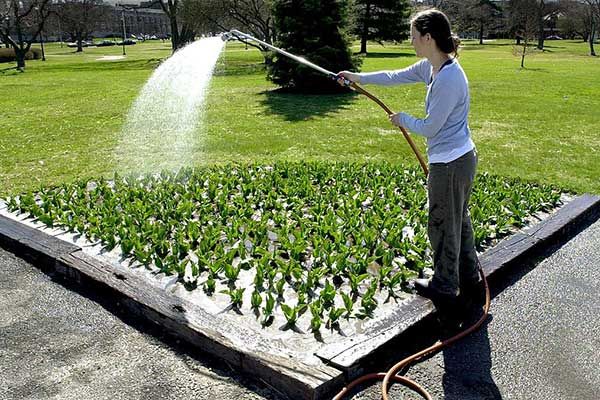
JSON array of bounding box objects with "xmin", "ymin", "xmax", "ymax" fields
[
  {"xmin": 413, "ymin": 278, "xmax": 440, "ymax": 300},
  {"xmin": 414, "ymin": 279, "xmax": 466, "ymax": 337},
  {"xmin": 414, "ymin": 278, "xmax": 458, "ymax": 303}
]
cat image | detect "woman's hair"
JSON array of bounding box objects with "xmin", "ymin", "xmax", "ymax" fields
[{"xmin": 411, "ymin": 9, "xmax": 460, "ymax": 57}]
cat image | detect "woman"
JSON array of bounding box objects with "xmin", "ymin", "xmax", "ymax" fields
[{"xmin": 338, "ymin": 9, "xmax": 482, "ymax": 328}]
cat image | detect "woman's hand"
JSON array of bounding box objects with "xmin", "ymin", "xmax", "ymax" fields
[
  {"xmin": 336, "ymin": 71, "xmax": 360, "ymax": 86},
  {"xmin": 388, "ymin": 112, "xmax": 404, "ymax": 128}
]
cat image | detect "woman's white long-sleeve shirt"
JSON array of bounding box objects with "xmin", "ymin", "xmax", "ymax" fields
[{"xmin": 358, "ymin": 59, "xmax": 475, "ymax": 164}]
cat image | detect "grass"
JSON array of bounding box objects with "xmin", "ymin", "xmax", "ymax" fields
[{"xmin": 1, "ymin": 38, "xmax": 599, "ymax": 196}]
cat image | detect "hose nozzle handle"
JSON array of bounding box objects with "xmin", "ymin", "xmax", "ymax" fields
[{"xmin": 334, "ymin": 73, "xmax": 352, "ymax": 87}]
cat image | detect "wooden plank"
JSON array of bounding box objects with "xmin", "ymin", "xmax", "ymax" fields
[
  {"xmin": 316, "ymin": 194, "xmax": 600, "ymax": 369},
  {"xmin": 0, "ymin": 214, "xmax": 26, "ymax": 241},
  {"xmin": 242, "ymin": 354, "xmax": 345, "ymax": 400},
  {"xmin": 0, "ymin": 214, "xmax": 79, "ymax": 265},
  {"xmin": 479, "ymin": 194, "xmax": 600, "ymax": 277},
  {"xmin": 530, "ymin": 194, "xmax": 598, "ymax": 241}
]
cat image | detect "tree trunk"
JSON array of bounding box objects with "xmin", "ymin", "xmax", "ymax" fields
[
  {"xmin": 479, "ymin": 21, "xmax": 484, "ymax": 45},
  {"xmin": 170, "ymin": 18, "xmax": 179, "ymax": 52},
  {"xmin": 590, "ymin": 19, "xmax": 596, "ymax": 56},
  {"xmin": 263, "ymin": 51, "xmax": 273, "ymax": 67},
  {"xmin": 537, "ymin": 0, "xmax": 545, "ymax": 50},
  {"xmin": 360, "ymin": 34, "xmax": 367, "ymax": 54},
  {"xmin": 360, "ymin": 2, "xmax": 371, "ymax": 54},
  {"xmin": 177, "ymin": 24, "xmax": 195, "ymax": 49},
  {"xmin": 15, "ymin": 49, "xmax": 26, "ymax": 71}
]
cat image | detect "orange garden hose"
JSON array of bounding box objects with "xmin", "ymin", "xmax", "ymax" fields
[{"xmin": 348, "ymin": 82, "xmax": 429, "ymax": 177}]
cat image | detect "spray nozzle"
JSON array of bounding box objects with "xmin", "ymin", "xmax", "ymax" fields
[
  {"xmin": 334, "ymin": 73, "xmax": 353, "ymax": 87},
  {"xmin": 221, "ymin": 30, "xmax": 249, "ymax": 42}
]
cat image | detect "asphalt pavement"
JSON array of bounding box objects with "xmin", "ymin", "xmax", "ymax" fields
[{"xmin": 1, "ymin": 217, "xmax": 599, "ymax": 400}]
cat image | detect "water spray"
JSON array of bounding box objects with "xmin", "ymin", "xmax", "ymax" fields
[
  {"xmin": 222, "ymin": 30, "xmax": 490, "ymax": 400},
  {"xmin": 222, "ymin": 30, "xmax": 429, "ymax": 177}
]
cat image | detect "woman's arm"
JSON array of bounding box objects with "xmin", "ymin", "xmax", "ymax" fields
[
  {"xmin": 391, "ymin": 77, "xmax": 462, "ymax": 138},
  {"xmin": 338, "ymin": 59, "xmax": 429, "ymax": 86},
  {"xmin": 359, "ymin": 59, "xmax": 429, "ymax": 85}
]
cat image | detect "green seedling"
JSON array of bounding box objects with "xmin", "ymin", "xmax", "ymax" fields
[{"xmin": 251, "ymin": 289, "xmax": 262, "ymax": 309}]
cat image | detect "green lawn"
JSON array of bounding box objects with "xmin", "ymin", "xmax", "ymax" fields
[{"xmin": 1, "ymin": 39, "xmax": 598, "ymax": 196}]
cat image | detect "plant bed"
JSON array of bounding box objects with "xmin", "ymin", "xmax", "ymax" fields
[
  {"xmin": 2, "ymin": 161, "xmax": 565, "ymax": 329},
  {"xmin": 1, "ymin": 161, "xmax": 585, "ymax": 399}
]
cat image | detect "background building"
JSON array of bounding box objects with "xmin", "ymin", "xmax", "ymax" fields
[{"xmin": 98, "ymin": 4, "xmax": 171, "ymax": 39}]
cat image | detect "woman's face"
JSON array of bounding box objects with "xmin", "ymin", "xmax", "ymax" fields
[{"xmin": 410, "ymin": 25, "xmax": 428, "ymax": 58}]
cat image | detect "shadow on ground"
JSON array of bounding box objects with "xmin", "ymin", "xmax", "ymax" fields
[
  {"xmin": 441, "ymin": 316, "xmax": 503, "ymax": 399},
  {"xmin": 358, "ymin": 51, "xmax": 415, "ymax": 59},
  {"xmin": 258, "ymin": 89, "xmax": 357, "ymax": 121},
  {"xmin": 41, "ymin": 58, "xmax": 165, "ymax": 72}
]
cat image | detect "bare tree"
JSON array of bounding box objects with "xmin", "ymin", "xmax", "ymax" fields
[
  {"xmin": 156, "ymin": 0, "xmax": 274, "ymax": 54},
  {"xmin": 55, "ymin": 0, "xmax": 107, "ymax": 52},
  {"xmin": 445, "ymin": 0, "xmax": 502, "ymax": 44},
  {"xmin": 186, "ymin": 0, "xmax": 274, "ymax": 44},
  {"xmin": 179, "ymin": 0, "xmax": 221, "ymax": 36},
  {"xmin": 582, "ymin": 0, "xmax": 600, "ymax": 55},
  {"xmin": 0, "ymin": 0, "xmax": 51, "ymax": 70},
  {"xmin": 473, "ymin": 0, "xmax": 503, "ymax": 44},
  {"xmin": 157, "ymin": 0, "xmax": 184, "ymax": 51},
  {"xmin": 180, "ymin": 0, "xmax": 275, "ymax": 63},
  {"xmin": 534, "ymin": 0, "xmax": 562, "ymax": 50},
  {"xmin": 157, "ymin": 0, "xmax": 215, "ymax": 52},
  {"xmin": 507, "ymin": 0, "xmax": 559, "ymax": 50},
  {"xmin": 536, "ymin": 0, "xmax": 546, "ymax": 48},
  {"xmin": 558, "ymin": 0, "xmax": 590, "ymax": 39},
  {"xmin": 224, "ymin": 0, "xmax": 274, "ymax": 43},
  {"xmin": 422, "ymin": 0, "xmax": 449, "ymax": 8},
  {"xmin": 509, "ymin": 0, "xmax": 540, "ymax": 67}
]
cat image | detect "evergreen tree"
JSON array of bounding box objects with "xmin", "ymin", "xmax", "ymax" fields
[
  {"xmin": 268, "ymin": 0, "xmax": 361, "ymax": 93},
  {"xmin": 353, "ymin": 0, "xmax": 412, "ymax": 54}
]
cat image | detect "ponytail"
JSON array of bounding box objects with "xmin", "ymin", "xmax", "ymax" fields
[{"xmin": 450, "ymin": 34, "xmax": 461, "ymax": 57}]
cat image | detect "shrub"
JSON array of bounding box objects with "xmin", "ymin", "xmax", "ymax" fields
[
  {"xmin": 268, "ymin": 0, "xmax": 361, "ymax": 93},
  {"xmin": 29, "ymin": 48, "xmax": 43, "ymax": 59},
  {"xmin": 0, "ymin": 47, "xmax": 43, "ymax": 63}
]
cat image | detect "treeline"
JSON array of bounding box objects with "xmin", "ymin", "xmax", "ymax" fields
[{"xmin": 2, "ymin": 0, "xmax": 598, "ymax": 73}]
